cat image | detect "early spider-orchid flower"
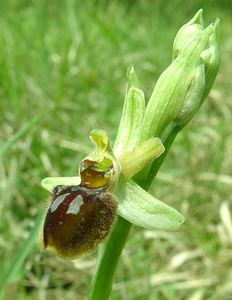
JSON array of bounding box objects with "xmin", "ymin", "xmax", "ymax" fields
[{"xmin": 40, "ymin": 129, "xmax": 184, "ymax": 259}]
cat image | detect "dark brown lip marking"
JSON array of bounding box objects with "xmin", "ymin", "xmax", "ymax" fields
[{"xmin": 43, "ymin": 184, "xmax": 117, "ymax": 259}]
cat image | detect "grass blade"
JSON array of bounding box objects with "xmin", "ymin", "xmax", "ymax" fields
[
  {"xmin": 0, "ymin": 115, "xmax": 41, "ymax": 157},
  {"xmin": 0, "ymin": 210, "xmax": 43, "ymax": 297}
]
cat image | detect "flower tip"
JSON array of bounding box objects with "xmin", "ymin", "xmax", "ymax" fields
[
  {"xmin": 89, "ymin": 129, "xmax": 108, "ymax": 146},
  {"xmin": 127, "ymin": 65, "xmax": 135, "ymax": 77},
  {"xmin": 214, "ymin": 17, "xmax": 220, "ymax": 28},
  {"xmin": 204, "ymin": 23, "xmax": 214, "ymax": 36},
  {"xmin": 172, "ymin": 10, "xmax": 205, "ymax": 60},
  {"xmin": 89, "ymin": 129, "xmax": 109, "ymax": 160},
  {"xmin": 191, "ymin": 9, "xmax": 204, "ymax": 27},
  {"xmin": 127, "ymin": 65, "xmax": 139, "ymax": 89},
  {"xmin": 41, "ymin": 177, "xmax": 55, "ymax": 192},
  {"xmin": 213, "ymin": 18, "xmax": 220, "ymax": 40}
]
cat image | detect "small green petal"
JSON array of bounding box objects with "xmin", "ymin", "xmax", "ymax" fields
[
  {"xmin": 89, "ymin": 129, "xmax": 109, "ymax": 161},
  {"xmin": 119, "ymin": 138, "xmax": 165, "ymax": 177},
  {"xmin": 115, "ymin": 176, "xmax": 185, "ymax": 231},
  {"xmin": 85, "ymin": 129, "xmax": 121, "ymax": 190},
  {"xmin": 41, "ymin": 177, "xmax": 81, "ymax": 192}
]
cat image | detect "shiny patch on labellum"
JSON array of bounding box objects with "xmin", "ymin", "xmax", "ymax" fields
[
  {"xmin": 42, "ymin": 185, "xmax": 117, "ymax": 259},
  {"xmin": 79, "ymin": 159, "xmax": 114, "ymax": 189}
]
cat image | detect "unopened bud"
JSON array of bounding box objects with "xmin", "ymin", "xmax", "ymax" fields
[
  {"xmin": 201, "ymin": 18, "xmax": 220, "ymax": 99},
  {"xmin": 141, "ymin": 24, "xmax": 213, "ymax": 140},
  {"xmin": 174, "ymin": 61, "xmax": 205, "ymax": 126},
  {"xmin": 173, "ymin": 9, "xmax": 204, "ymax": 59}
]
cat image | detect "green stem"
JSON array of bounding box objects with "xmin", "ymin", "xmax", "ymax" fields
[
  {"xmin": 89, "ymin": 216, "xmax": 131, "ymax": 300},
  {"xmin": 89, "ymin": 125, "xmax": 181, "ymax": 300},
  {"xmin": 143, "ymin": 125, "xmax": 181, "ymax": 189}
]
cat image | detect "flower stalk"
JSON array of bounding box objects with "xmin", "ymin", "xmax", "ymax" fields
[{"xmin": 89, "ymin": 11, "xmax": 220, "ymax": 300}]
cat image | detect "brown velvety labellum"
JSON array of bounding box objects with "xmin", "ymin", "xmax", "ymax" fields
[{"xmin": 42, "ymin": 185, "xmax": 117, "ymax": 259}]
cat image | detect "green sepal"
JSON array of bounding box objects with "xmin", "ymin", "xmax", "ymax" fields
[
  {"xmin": 119, "ymin": 138, "xmax": 165, "ymax": 178},
  {"xmin": 114, "ymin": 67, "xmax": 145, "ymax": 156},
  {"xmin": 115, "ymin": 175, "xmax": 185, "ymax": 231},
  {"xmin": 41, "ymin": 177, "xmax": 81, "ymax": 192}
]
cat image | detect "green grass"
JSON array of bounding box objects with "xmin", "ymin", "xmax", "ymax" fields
[{"xmin": 0, "ymin": 1, "xmax": 232, "ymax": 299}]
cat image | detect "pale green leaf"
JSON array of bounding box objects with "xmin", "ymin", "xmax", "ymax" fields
[{"xmin": 0, "ymin": 210, "xmax": 43, "ymax": 297}]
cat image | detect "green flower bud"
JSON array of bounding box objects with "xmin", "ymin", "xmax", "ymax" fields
[
  {"xmin": 174, "ymin": 61, "xmax": 205, "ymax": 126},
  {"xmin": 141, "ymin": 24, "xmax": 214, "ymax": 141},
  {"xmin": 173, "ymin": 9, "xmax": 204, "ymax": 59},
  {"xmin": 175, "ymin": 19, "xmax": 220, "ymax": 127}
]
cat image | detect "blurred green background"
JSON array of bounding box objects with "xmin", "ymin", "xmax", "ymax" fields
[{"xmin": 0, "ymin": 1, "xmax": 232, "ymax": 299}]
